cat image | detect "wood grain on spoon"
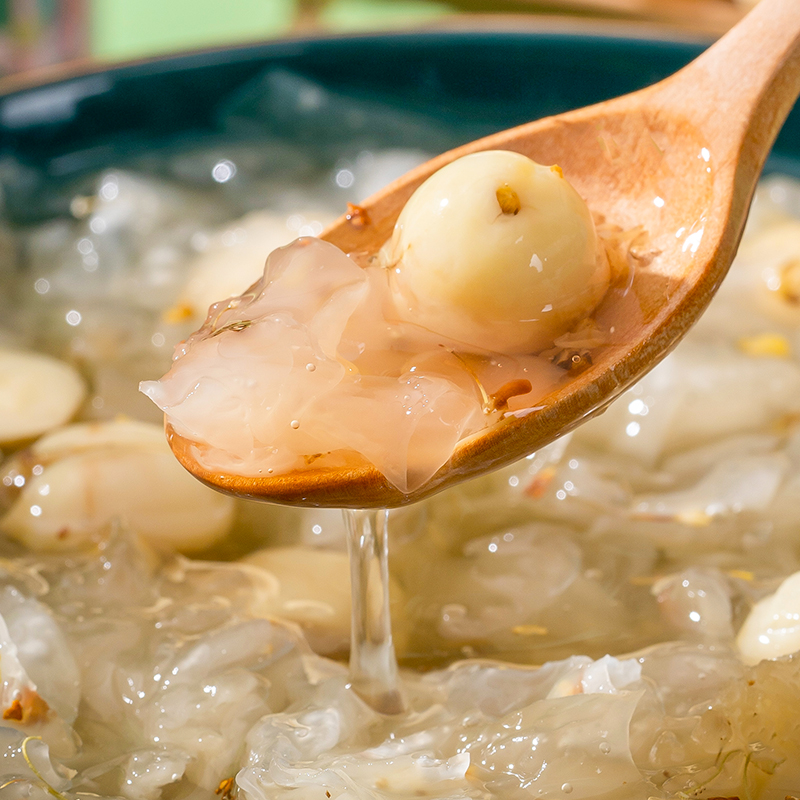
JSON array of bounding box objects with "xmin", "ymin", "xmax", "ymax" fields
[{"xmin": 169, "ymin": 0, "xmax": 800, "ymax": 508}]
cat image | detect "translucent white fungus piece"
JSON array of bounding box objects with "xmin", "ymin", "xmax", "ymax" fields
[
  {"xmin": 139, "ymin": 619, "xmax": 293, "ymax": 789},
  {"xmin": 737, "ymin": 571, "xmax": 800, "ymax": 665},
  {"xmin": 384, "ymin": 150, "xmax": 609, "ymax": 352},
  {"xmin": 239, "ymin": 692, "xmax": 470, "ymax": 799},
  {"xmin": 0, "ymin": 585, "xmax": 81, "ymax": 723},
  {"xmin": 0, "ymin": 607, "xmax": 76, "ymax": 756},
  {"xmin": 0, "ymin": 730, "xmax": 71, "ymax": 797},
  {"xmin": 652, "ymin": 568, "xmax": 734, "ymax": 640},
  {"xmin": 633, "ymin": 453, "xmax": 788, "ymax": 521},
  {"xmin": 143, "ymin": 237, "xmax": 496, "ymax": 493},
  {"xmin": 576, "ymin": 342, "xmax": 800, "ymax": 464},
  {"xmin": 143, "ymin": 238, "xmax": 368, "ymax": 458},
  {"xmin": 474, "ymin": 691, "xmax": 644, "ymax": 798},
  {"xmin": 120, "ymin": 749, "xmax": 191, "ymax": 800},
  {"xmin": 0, "ymin": 347, "xmax": 86, "ymax": 444},
  {"xmin": 0, "ymin": 609, "xmax": 37, "ymax": 713},
  {"xmin": 436, "ymin": 524, "xmax": 582, "ymax": 640},
  {"xmin": 580, "ymin": 654, "xmax": 642, "ymax": 694},
  {"xmin": 177, "ymin": 209, "xmax": 334, "ymax": 323},
  {"xmin": 26, "ymin": 169, "xmax": 227, "ymax": 313}
]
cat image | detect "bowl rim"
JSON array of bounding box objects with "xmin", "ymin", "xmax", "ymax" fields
[{"xmin": 0, "ymin": 15, "xmax": 714, "ymax": 99}]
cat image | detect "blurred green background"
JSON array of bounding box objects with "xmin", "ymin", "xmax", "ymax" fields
[
  {"xmin": 91, "ymin": 0, "xmax": 462, "ymax": 60},
  {"xmin": 0, "ymin": 0, "xmax": 459, "ymax": 74},
  {"xmin": 0, "ymin": 0, "xmax": 747, "ymax": 77}
]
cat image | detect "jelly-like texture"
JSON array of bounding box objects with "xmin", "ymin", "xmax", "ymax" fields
[{"xmin": 143, "ymin": 237, "xmax": 562, "ymax": 492}]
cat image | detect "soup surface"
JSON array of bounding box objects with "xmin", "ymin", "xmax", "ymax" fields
[{"xmin": 2, "ymin": 88, "xmax": 800, "ymax": 799}]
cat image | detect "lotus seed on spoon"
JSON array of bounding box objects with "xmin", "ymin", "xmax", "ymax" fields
[{"xmin": 384, "ymin": 150, "xmax": 609, "ymax": 353}]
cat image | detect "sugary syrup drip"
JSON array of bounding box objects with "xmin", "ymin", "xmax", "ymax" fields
[{"xmin": 343, "ymin": 508, "xmax": 404, "ymax": 714}]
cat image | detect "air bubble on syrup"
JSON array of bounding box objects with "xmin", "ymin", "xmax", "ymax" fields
[
  {"xmin": 561, "ymin": 783, "xmax": 573, "ymax": 794},
  {"xmin": 290, "ymin": 420, "xmax": 300, "ymax": 430},
  {"xmin": 306, "ymin": 363, "xmax": 316, "ymax": 372},
  {"xmin": 599, "ymin": 742, "xmax": 611, "ymax": 754}
]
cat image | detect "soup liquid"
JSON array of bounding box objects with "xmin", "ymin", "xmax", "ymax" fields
[{"xmin": 343, "ymin": 508, "xmax": 404, "ymax": 714}]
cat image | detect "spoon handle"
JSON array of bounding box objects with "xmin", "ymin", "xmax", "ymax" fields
[{"xmin": 653, "ymin": 0, "xmax": 800, "ymax": 174}]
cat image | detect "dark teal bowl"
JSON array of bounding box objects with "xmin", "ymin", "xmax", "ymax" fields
[{"xmin": 0, "ymin": 26, "xmax": 797, "ymax": 226}]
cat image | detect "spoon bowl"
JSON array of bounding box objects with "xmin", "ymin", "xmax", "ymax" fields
[{"xmin": 169, "ymin": 0, "xmax": 800, "ymax": 508}]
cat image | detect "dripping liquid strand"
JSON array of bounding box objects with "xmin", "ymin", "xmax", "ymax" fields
[{"xmin": 343, "ymin": 508, "xmax": 405, "ymax": 714}]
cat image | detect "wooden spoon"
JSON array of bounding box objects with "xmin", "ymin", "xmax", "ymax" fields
[{"xmin": 168, "ymin": 0, "xmax": 800, "ymax": 508}]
